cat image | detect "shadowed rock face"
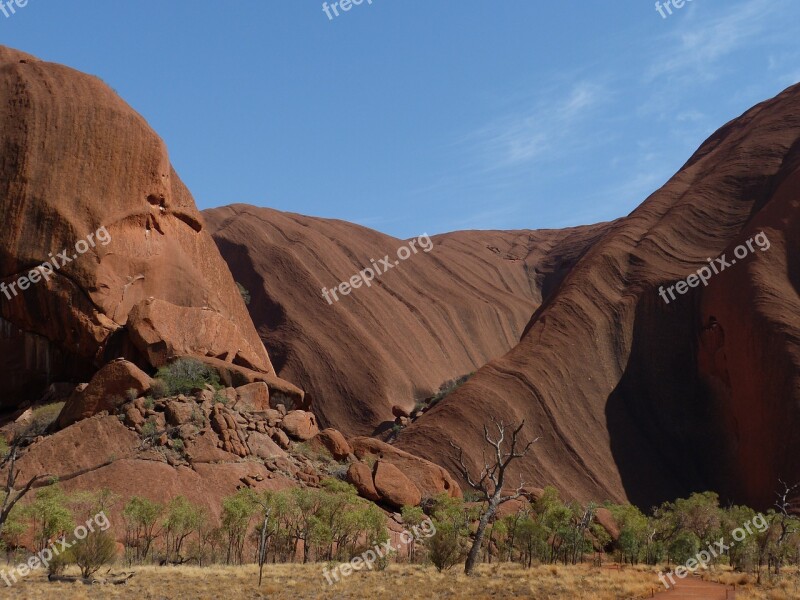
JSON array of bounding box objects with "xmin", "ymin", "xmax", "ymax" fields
[
  {"xmin": 0, "ymin": 46, "xmax": 277, "ymax": 407},
  {"xmin": 205, "ymin": 205, "xmax": 611, "ymax": 435},
  {"xmin": 398, "ymin": 82, "xmax": 800, "ymax": 511}
]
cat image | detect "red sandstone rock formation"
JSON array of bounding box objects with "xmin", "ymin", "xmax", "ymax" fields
[
  {"xmin": 0, "ymin": 46, "xmax": 289, "ymax": 410},
  {"xmin": 398, "ymin": 82, "xmax": 800, "ymax": 511},
  {"xmin": 205, "ymin": 205, "xmax": 610, "ymax": 434}
]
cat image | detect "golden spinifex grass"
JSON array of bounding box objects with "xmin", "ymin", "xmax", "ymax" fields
[
  {"xmin": 2, "ymin": 563, "xmax": 666, "ymax": 600},
  {"xmin": 698, "ymin": 566, "xmax": 800, "ymax": 600}
]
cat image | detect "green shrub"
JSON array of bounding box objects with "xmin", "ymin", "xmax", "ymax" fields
[
  {"xmin": 155, "ymin": 358, "xmax": 220, "ymax": 396},
  {"xmin": 150, "ymin": 380, "xmax": 168, "ymax": 399},
  {"xmin": 427, "ymin": 372, "xmax": 474, "ymax": 410},
  {"xmin": 236, "ymin": 282, "xmax": 251, "ymax": 306},
  {"xmin": 24, "ymin": 403, "xmax": 65, "ymax": 437},
  {"xmin": 141, "ymin": 420, "xmax": 158, "ymax": 439},
  {"xmin": 68, "ymin": 530, "xmax": 117, "ymax": 578},
  {"xmin": 213, "ymin": 389, "xmax": 228, "ymax": 405}
]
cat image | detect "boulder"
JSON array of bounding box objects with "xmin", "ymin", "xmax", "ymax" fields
[
  {"xmin": 56, "ymin": 361, "xmax": 152, "ymax": 429},
  {"xmin": 373, "ymin": 461, "xmax": 421, "ymax": 508},
  {"xmin": 247, "ymin": 431, "xmax": 287, "ymax": 460},
  {"xmin": 123, "ymin": 406, "xmax": 145, "ymax": 429},
  {"xmin": 392, "ymin": 405, "xmax": 410, "ymax": 419},
  {"xmin": 195, "ymin": 357, "xmax": 306, "ymax": 410},
  {"xmin": 312, "ymin": 429, "xmax": 352, "ymax": 460},
  {"xmin": 165, "ymin": 401, "xmax": 197, "ymax": 427},
  {"xmin": 346, "ymin": 462, "xmax": 380, "ymax": 502},
  {"xmin": 234, "ymin": 382, "xmax": 269, "ymax": 412},
  {"xmin": 127, "ymin": 299, "xmax": 269, "ymax": 372},
  {"xmin": 350, "ymin": 437, "xmax": 461, "ymax": 499},
  {"xmin": 281, "ymin": 410, "xmax": 319, "ymax": 441},
  {"xmin": 257, "ymin": 409, "xmax": 282, "ymax": 428},
  {"xmin": 271, "ymin": 428, "xmax": 291, "ymax": 449}
]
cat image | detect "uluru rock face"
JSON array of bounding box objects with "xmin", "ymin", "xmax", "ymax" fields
[
  {"xmin": 0, "ymin": 46, "xmax": 280, "ymax": 407},
  {"xmin": 205, "ymin": 205, "xmax": 611, "ymax": 434},
  {"xmin": 398, "ymin": 82, "xmax": 800, "ymax": 511}
]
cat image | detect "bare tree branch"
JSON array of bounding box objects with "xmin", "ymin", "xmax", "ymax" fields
[{"xmin": 450, "ymin": 418, "xmax": 539, "ymax": 575}]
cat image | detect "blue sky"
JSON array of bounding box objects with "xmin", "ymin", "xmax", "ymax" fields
[{"xmin": 2, "ymin": 0, "xmax": 799, "ymax": 238}]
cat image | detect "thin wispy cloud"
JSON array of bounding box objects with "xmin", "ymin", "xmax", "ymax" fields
[
  {"xmin": 646, "ymin": 0, "xmax": 780, "ymax": 83},
  {"xmin": 468, "ymin": 80, "xmax": 610, "ymax": 171}
]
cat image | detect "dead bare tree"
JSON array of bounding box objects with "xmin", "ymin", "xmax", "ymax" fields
[
  {"xmin": 450, "ymin": 418, "xmax": 538, "ymax": 576},
  {"xmin": 0, "ymin": 428, "xmax": 127, "ymax": 551},
  {"xmin": 769, "ymin": 479, "xmax": 800, "ymax": 576},
  {"xmin": 0, "ymin": 437, "xmax": 56, "ymax": 534}
]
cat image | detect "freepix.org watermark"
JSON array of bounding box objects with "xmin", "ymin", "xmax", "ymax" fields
[
  {"xmin": 658, "ymin": 232, "xmax": 770, "ymax": 305},
  {"xmin": 655, "ymin": 0, "xmax": 695, "ymax": 19},
  {"xmin": 322, "ymin": 517, "xmax": 436, "ymax": 585},
  {"xmin": 321, "ymin": 233, "xmax": 433, "ymax": 305},
  {"xmin": 658, "ymin": 513, "xmax": 768, "ymax": 589},
  {"xmin": 322, "ymin": 0, "xmax": 375, "ymax": 21},
  {"xmin": 0, "ymin": 226, "xmax": 112, "ymax": 301},
  {"xmin": 0, "ymin": 511, "xmax": 111, "ymax": 587},
  {"xmin": 0, "ymin": 0, "xmax": 29, "ymax": 19}
]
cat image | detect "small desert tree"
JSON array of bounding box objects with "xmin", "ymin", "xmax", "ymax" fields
[
  {"xmin": 24, "ymin": 485, "xmax": 74, "ymax": 553},
  {"xmin": 68, "ymin": 530, "xmax": 118, "ymax": 578},
  {"xmin": 221, "ymin": 489, "xmax": 257, "ymax": 565},
  {"xmin": 163, "ymin": 496, "xmax": 205, "ymax": 563},
  {"xmin": 401, "ymin": 505, "xmax": 428, "ymax": 563},
  {"xmin": 123, "ymin": 496, "xmax": 164, "ymax": 563},
  {"xmin": 450, "ymin": 418, "xmax": 537, "ymax": 575}
]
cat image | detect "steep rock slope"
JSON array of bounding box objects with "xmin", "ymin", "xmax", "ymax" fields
[
  {"xmin": 205, "ymin": 205, "xmax": 611, "ymax": 434},
  {"xmin": 0, "ymin": 46, "xmax": 287, "ymax": 407},
  {"xmin": 398, "ymin": 82, "xmax": 800, "ymax": 510}
]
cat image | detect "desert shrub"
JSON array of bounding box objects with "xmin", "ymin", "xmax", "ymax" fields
[
  {"xmin": 427, "ymin": 521, "xmax": 467, "ymax": 571},
  {"xmin": 270, "ymin": 392, "xmax": 295, "ymax": 411},
  {"xmin": 425, "ymin": 494, "xmax": 471, "ymax": 571},
  {"xmin": 68, "ymin": 530, "xmax": 117, "ymax": 578},
  {"xmin": 294, "ymin": 442, "xmax": 332, "ymax": 463},
  {"xmin": 125, "ymin": 388, "xmax": 139, "ymax": 403},
  {"xmin": 24, "ymin": 402, "xmax": 65, "ymax": 437},
  {"xmin": 141, "ymin": 420, "xmax": 158, "ymax": 439},
  {"xmin": 425, "ymin": 373, "xmax": 474, "ymax": 410},
  {"xmin": 0, "ymin": 505, "xmax": 26, "ymax": 557},
  {"xmin": 47, "ymin": 551, "xmax": 70, "ymax": 576},
  {"xmin": 326, "ymin": 463, "xmax": 349, "ymax": 481},
  {"xmin": 236, "ymin": 282, "xmax": 251, "ymax": 306},
  {"xmin": 155, "ymin": 358, "xmax": 220, "ymax": 396},
  {"xmin": 150, "ymin": 380, "xmax": 168, "ymax": 399}
]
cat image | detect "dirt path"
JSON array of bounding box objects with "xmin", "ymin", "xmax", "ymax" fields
[{"xmin": 651, "ymin": 577, "xmax": 735, "ymax": 599}]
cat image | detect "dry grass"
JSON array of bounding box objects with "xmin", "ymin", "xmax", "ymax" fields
[
  {"xmin": 1, "ymin": 562, "xmax": 663, "ymax": 600},
  {"xmin": 699, "ymin": 566, "xmax": 800, "ymax": 600}
]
